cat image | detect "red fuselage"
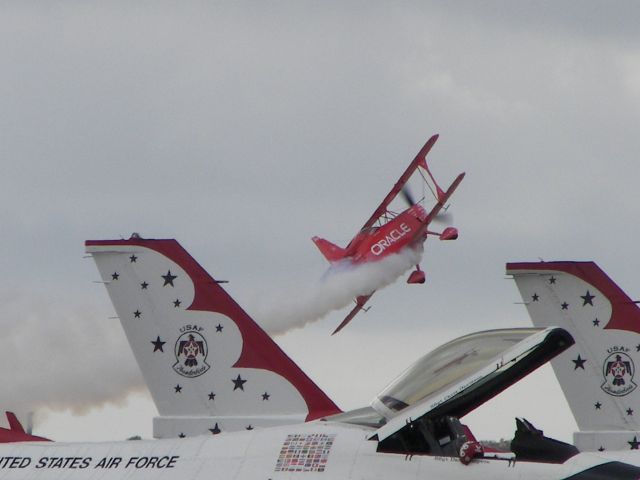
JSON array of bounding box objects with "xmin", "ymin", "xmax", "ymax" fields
[{"xmin": 345, "ymin": 204, "xmax": 427, "ymax": 264}]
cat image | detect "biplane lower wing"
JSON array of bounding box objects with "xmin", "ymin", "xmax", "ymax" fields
[{"xmin": 332, "ymin": 293, "xmax": 374, "ymax": 335}]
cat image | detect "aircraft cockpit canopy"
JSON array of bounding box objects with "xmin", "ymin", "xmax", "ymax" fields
[
  {"xmin": 368, "ymin": 327, "xmax": 573, "ymax": 459},
  {"xmin": 372, "ymin": 328, "xmax": 545, "ymax": 419},
  {"xmin": 328, "ymin": 326, "xmax": 573, "ymax": 455}
]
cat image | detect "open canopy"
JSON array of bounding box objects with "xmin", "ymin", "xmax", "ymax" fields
[{"xmin": 371, "ymin": 327, "xmax": 573, "ymax": 441}]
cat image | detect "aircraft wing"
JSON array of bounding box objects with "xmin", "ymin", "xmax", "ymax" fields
[
  {"xmin": 331, "ymin": 293, "xmax": 374, "ymax": 335},
  {"xmin": 361, "ymin": 134, "xmax": 465, "ymax": 239},
  {"xmin": 360, "ymin": 135, "xmax": 440, "ymax": 231}
]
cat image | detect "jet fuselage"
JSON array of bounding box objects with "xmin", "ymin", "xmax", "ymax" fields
[{"xmin": 0, "ymin": 422, "xmax": 628, "ymax": 480}]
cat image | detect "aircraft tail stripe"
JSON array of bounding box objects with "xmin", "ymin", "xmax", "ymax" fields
[{"xmin": 508, "ymin": 262, "xmax": 640, "ymax": 334}]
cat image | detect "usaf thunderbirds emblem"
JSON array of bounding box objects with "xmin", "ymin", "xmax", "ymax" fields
[
  {"xmin": 173, "ymin": 327, "xmax": 210, "ymax": 378},
  {"xmin": 602, "ymin": 348, "xmax": 637, "ymax": 397}
]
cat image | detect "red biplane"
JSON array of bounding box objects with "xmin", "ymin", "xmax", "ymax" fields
[{"xmin": 312, "ymin": 134, "xmax": 465, "ymax": 334}]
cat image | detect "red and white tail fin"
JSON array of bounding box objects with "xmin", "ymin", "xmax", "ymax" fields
[
  {"xmin": 86, "ymin": 236, "xmax": 340, "ymax": 439},
  {"xmin": 311, "ymin": 236, "xmax": 346, "ymax": 263},
  {"xmin": 507, "ymin": 261, "xmax": 640, "ymax": 452}
]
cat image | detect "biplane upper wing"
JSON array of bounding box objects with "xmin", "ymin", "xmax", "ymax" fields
[
  {"xmin": 331, "ymin": 293, "xmax": 374, "ymax": 335},
  {"xmin": 360, "ymin": 134, "xmax": 440, "ymax": 231}
]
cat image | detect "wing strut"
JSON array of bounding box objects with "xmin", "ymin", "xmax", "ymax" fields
[{"xmin": 361, "ymin": 134, "xmax": 440, "ymax": 231}]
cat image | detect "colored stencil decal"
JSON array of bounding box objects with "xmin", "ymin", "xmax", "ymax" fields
[
  {"xmin": 602, "ymin": 347, "xmax": 637, "ymax": 397},
  {"xmin": 173, "ymin": 326, "xmax": 210, "ymax": 378},
  {"xmin": 275, "ymin": 434, "xmax": 335, "ymax": 472}
]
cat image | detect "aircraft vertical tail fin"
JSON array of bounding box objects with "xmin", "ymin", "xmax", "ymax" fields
[
  {"xmin": 5, "ymin": 413, "xmax": 25, "ymax": 434},
  {"xmin": 507, "ymin": 261, "xmax": 640, "ymax": 452},
  {"xmin": 86, "ymin": 236, "xmax": 340, "ymax": 439},
  {"xmin": 311, "ymin": 236, "xmax": 346, "ymax": 263},
  {"xmin": 0, "ymin": 412, "xmax": 49, "ymax": 443}
]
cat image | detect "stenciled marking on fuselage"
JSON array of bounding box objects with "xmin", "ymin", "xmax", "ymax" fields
[
  {"xmin": 370, "ymin": 223, "xmax": 412, "ymax": 256},
  {"xmin": 0, "ymin": 456, "xmax": 179, "ymax": 470}
]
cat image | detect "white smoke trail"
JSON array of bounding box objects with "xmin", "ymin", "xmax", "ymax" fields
[
  {"xmin": 0, "ymin": 290, "xmax": 147, "ymax": 427},
  {"xmin": 255, "ymin": 248, "xmax": 423, "ymax": 335},
  {"xmin": 0, "ymin": 249, "xmax": 420, "ymax": 428}
]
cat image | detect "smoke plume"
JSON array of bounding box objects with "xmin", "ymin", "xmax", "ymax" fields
[
  {"xmin": 0, "ymin": 249, "xmax": 421, "ymax": 428},
  {"xmin": 0, "ymin": 290, "xmax": 147, "ymax": 427},
  {"xmin": 255, "ymin": 248, "xmax": 423, "ymax": 334}
]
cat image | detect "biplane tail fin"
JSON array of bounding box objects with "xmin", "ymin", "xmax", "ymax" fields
[
  {"xmin": 86, "ymin": 235, "xmax": 341, "ymax": 439},
  {"xmin": 507, "ymin": 261, "xmax": 640, "ymax": 452},
  {"xmin": 311, "ymin": 236, "xmax": 346, "ymax": 263}
]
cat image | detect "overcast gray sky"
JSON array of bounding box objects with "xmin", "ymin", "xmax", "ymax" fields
[{"xmin": 1, "ymin": 1, "xmax": 640, "ymax": 442}]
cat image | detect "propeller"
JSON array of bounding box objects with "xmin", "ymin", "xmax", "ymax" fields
[
  {"xmin": 402, "ymin": 185, "xmax": 454, "ymax": 224},
  {"xmin": 401, "ymin": 186, "xmax": 416, "ymax": 207},
  {"xmin": 433, "ymin": 209, "xmax": 454, "ymax": 224}
]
